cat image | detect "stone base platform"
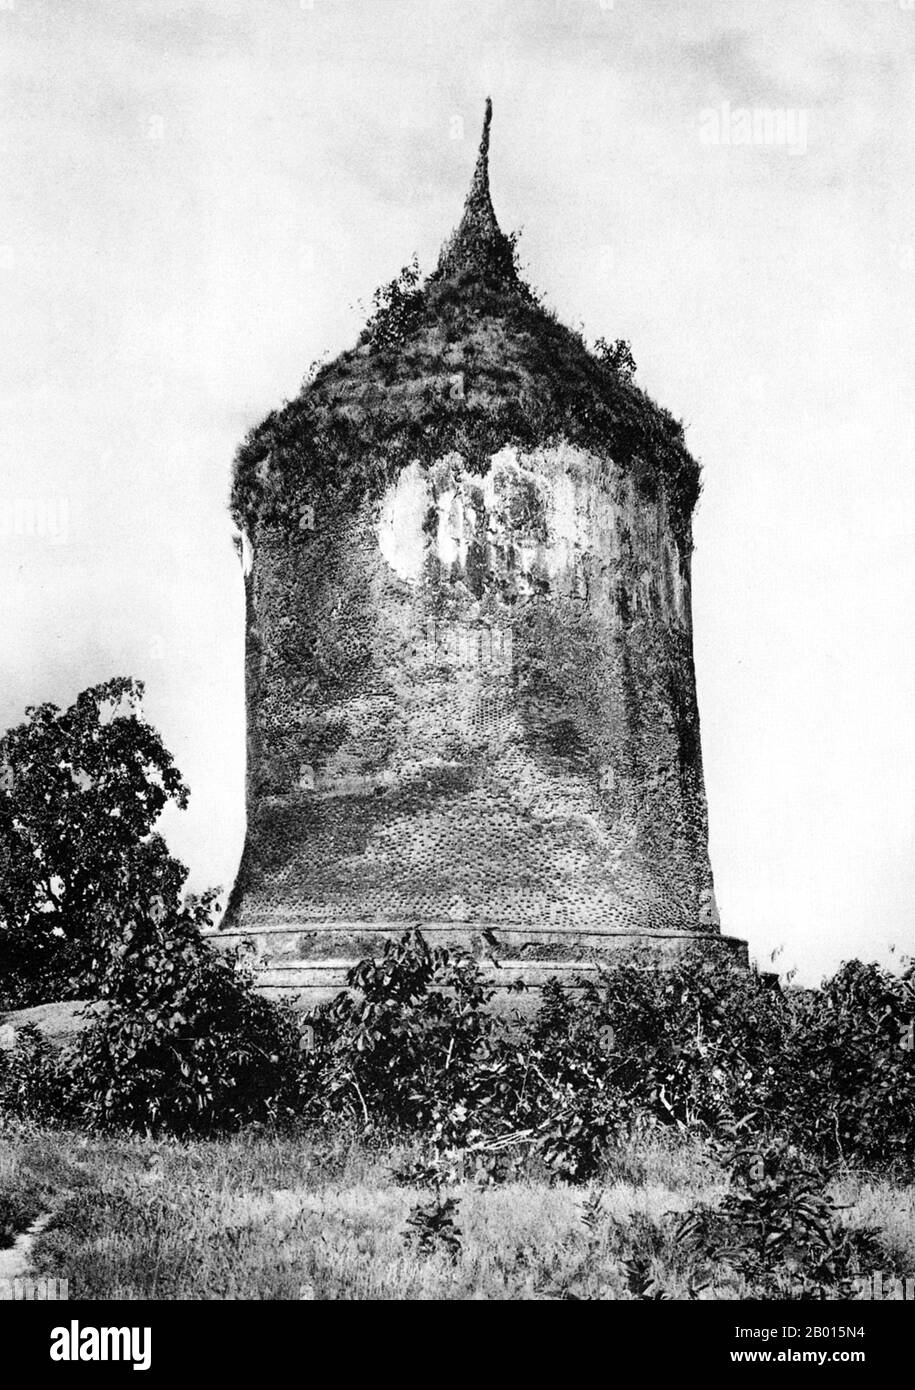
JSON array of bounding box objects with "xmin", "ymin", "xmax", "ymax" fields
[{"xmin": 207, "ymin": 918, "xmax": 749, "ymax": 1012}]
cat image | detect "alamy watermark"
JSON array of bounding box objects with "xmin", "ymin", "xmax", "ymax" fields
[
  {"xmin": 0, "ymin": 1277, "xmax": 68, "ymax": 1300},
  {"xmin": 850, "ymin": 1271, "xmax": 915, "ymax": 1300},
  {"xmin": 0, "ymin": 497, "xmax": 69, "ymax": 543},
  {"xmin": 420, "ymin": 621, "xmax": 513, "ymax": 670},
  {"xmin": 50, "ymin": 1321, "xmax": 151, "ymax": 1370},
  {"xmin": 700, "ymin": 103, "xmax": 808, "ymax": 156}
]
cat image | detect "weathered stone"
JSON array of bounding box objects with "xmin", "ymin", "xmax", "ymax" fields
[{"xmin": 220, "ymin": 102, "xmax": 746, "ymax": 1002}]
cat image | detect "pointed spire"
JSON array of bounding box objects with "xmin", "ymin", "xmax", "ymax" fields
[
  {"xmin": 437, "ymin": 98, "xmax": 518, "ymax": 282},
  {"xmin": 469, "ymin": 96, "xmax": 494, "ymax": 208}
]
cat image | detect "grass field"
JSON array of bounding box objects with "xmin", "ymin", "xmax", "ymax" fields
[{"xmin": 2, "ymin": 1118, "xmax": 913, "ymax": 1301}]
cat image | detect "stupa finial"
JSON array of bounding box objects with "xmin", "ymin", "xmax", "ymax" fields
[
  {"xmin": 437, "ymin": 97, "xmax": 517, "ymax": 281},
  {"xmin": 471, "ymin": 97, "xmax": 493, "ymax": 200}
]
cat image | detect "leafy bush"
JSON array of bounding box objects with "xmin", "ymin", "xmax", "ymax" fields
[
  {"xmin": 360, "ymin": 257, "xmax": 425, "ymax": 352},
  {"xmin": 298, "ymin": 928, "xmax": 499, "ymax": 1143},
  {"xmin": 71, "ymin": 873, "xmax": 302, "ymax": 1137},
  {"xmin": 1, "ymin": 842, "xmax": 303, "ymax": 1137},
  {"xmin": 517, "ymin": 955, "xmax": 915, "ymax": 1178},
  {"xmin": 678, "ymin": 1139, "xmax": 895, "ymax": 1299},
  {"xmin": 0, "ymin": 929, "xmax": 85, "ymax": 1011},
  {"xmin": 404, "ymin": 1190, "xmax": 463, "ymax": 1262},
  {"xmin": 777, "ymin": 960, "xmax": 915, "ymax": 1170},
  {"xmin": 297, "ymin": 933, "xmax": 914, "ymax": 1182},
  {"xmin": 0, "ymin": 1024, "xmax": 77, "ymax": 1125},
  {"xmin": 520, "ymin": 961, "xmax": 785, "ymax": 1135},
  {"xmin": 593, "ymin": 336, "xmax": 637, "ymax": 381},
  {"xmin": 4, "ymin": 908, "xmax": 912, "ymax": 1182},
  {"xmin": 298, "ymin": 931, "xmax": 624, "ymax": 1180}
]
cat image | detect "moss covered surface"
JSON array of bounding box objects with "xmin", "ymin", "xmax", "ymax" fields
[{"xmin": 231, "ymin": 259, "xmax": 700, "ymax": 546}]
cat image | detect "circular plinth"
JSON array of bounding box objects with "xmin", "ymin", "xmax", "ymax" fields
[{"xmin": 209, "ymin": 917, "xmax": 749, "ymax": 1012}]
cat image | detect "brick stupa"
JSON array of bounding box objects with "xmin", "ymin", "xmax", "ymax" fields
[{"xmin": 220, "ymin": 101, "xmax": 746, "ymax": 1003}]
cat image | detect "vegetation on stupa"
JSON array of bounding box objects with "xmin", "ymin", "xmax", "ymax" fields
[
  {"xmin": 231, "ymin": 255, "xmax": 701, "ymax": 546},
  {"xmin": 231, "ymin": 104, "xmax": 701, "ymax": 545}
]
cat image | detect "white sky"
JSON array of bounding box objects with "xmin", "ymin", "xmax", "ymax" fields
[{"xmin": 1, "ymin": 0, "xmax": 914, "ymax": 983}]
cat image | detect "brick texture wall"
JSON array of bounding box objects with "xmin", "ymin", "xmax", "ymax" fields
[{"xmin": 226, "ymin": 438, "xmax": 723, "ymax": 968}]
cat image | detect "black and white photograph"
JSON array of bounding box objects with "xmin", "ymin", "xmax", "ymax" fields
[{"xmin": 0, "ymin": 0, "xmax": 913, "ymax": 1357}]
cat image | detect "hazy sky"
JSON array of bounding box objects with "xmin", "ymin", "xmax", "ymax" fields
[{"xmin": 2, "ymin": 0, "xmax": 914, "ymax": 983}]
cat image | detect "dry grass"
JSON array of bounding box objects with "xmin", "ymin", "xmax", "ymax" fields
[
  {"xmin": 832, "ymin": 1171, "xmax": 915, "ymax": 1272},
  {"xmin": 0, "ymin": 1118, "xmax": 910, "ymax": 1301}
]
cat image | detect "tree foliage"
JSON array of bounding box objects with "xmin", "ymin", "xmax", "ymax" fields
[
  {"xmin": 0, "ymin": 678, "xmax": 187, "ymax": 1005},
  {"xmin": 73, "ymin": 865, "xmax": 301, "ymax": 1136}
]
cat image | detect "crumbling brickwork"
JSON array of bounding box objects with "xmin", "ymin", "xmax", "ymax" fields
[{"xmin": 221, "ymin": 103, "xmax": 745, "ymax": 1000}]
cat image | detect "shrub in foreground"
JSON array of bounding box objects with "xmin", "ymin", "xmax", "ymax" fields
[
  {"xmin": 0, "ymin": 1023, "xmax": 77, "ymax": 1126},
  {"xmin": 73, "ymin": 928, "xmax": 300, "ymax": 1137},
  {"xmin": 777, "ymin": 960, "xmax": 915, "ymax": 1170},
  {"xmin": 2, "ymin": 922, "xmax": 912, "ymax": 1175},
  {"xmin": 1, "ymin": 848, "xmax": 301, "ymax": 1137},
  {"xmin": 677, "ymin": 1138, "xmax": 898, "ymax": 1300},
  {"xmin": 299, "ymin": 930, "xmax": 624, "ymax": 1180},
  {"xmin": 297, "ymin": 933, "xmax": 914, "ymax": 1180}
]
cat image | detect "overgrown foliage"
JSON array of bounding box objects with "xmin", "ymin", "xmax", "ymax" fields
[
  {"xmin": 296, "ymin": 930, "xmax": 623, "ymax": 1180},
  {"xmin": 1, "ymin": 918, "xmax": 301, "ymax": 1139},
  {"xmin": 2, "ymin": 923, "xmax": 913, "ymax": 1172},
  {"xmin": 404, "ymin": 1189, "xmax": 463, "ymax": 1263},
  {"xmin": 593, "ymin": 336, "xmax": 637, "ymax": 382},
  {"xmin": 0, "ymin": 678, "xmax": 188, "ymax": 1007},
  {"xmin": 71, "ymin": 861, "xmax": 302, "ymax": 1135},
  {"xmin": 529, "ymin": 1140, "xmax": 902, "ymax": 1301},
  {"xmin": 231, "ymin": 252, "xmax": 700, "ymax": 545},
  {"xmin": 359, "ymin": 255, "xmax": 425, "ymax": 352},
  {"xmin": 678, "ymin": 1138, "xmax": 895, "ymax": 1299},
  {"xmin": 0, "ymin": 1024, "xmax": 77, "ymax": 1125},
  {"xmin": 0, "ymin": 679, "xmax": 307, "ymax": 1135},
  {"xmin": 298, "ymin": 930, "xmax": 497, "ymax": 1145},
  {"xmin": 294, "ymin": 933, "xmax": 914, "ymax": 1182},
  {"xmin": 0, "ymin": 1181, "xmax": 43, "ymax": 1250},
  {"xmin": 775, "ymin": 961, "xmax": 915, "ymax": 1170}
]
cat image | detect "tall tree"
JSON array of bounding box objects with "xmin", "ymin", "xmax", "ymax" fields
[{"xmin": 0, "ymin": 677, "xmax": 188, "ymax": 956}]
